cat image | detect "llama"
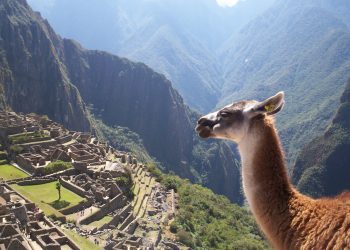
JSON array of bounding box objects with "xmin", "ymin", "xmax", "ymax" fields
[{"xmin": 196, "ymin": 92, "xmax": 350, "ymax": 250}]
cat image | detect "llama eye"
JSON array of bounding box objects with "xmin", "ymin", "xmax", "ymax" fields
[{"xmin": 220, "ymin": 112, "xmax": 231, "ymax": 118}]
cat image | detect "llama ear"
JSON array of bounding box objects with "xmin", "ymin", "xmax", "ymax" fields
[{"xmin": 247, "ymin": 91, "xmax": 285, "ymax": 117}]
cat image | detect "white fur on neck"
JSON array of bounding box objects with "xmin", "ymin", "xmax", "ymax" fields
[{"xmin": 238, "ymin": 131, "xmax": 260, "ymax": 212}]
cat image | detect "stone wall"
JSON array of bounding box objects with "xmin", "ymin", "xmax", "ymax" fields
[
  {"xmin": 59, "ymin": 177, "xmax": 87, "ymax": 198},
  {"xmin": 124, "ymin": 219, "xmax": 138, "ymax": 234},
  {"xmin": 80, "ymin": 195, "xmax": 127, "ymax": 225},
  {"xmin": 17, "ymin": 178, "xmax": 55, "ymax": 186},
  {"xmin": 19, "ymin": 139, "xmax": 58, "ymax": 150},
  {"xmin": 118, "ymin": 213, "xmax": 134, "ymax": 231},
  {"xmin": 54, "ymin": 135, "xmax": 72, "ymax": 144},
  {"xmin": 16, "ymin": 155, "xmax": 36, "ymax": 173},
  {"xmin": 59, "ymin": 200, "xmax": 93, "ymax": 215},
  {"xmin": 98, "ymin": 204, "xmax": 132, "ymax": 230}
]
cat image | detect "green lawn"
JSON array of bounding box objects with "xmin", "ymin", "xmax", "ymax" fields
[
  {"xmin": 61, "ymin": 228, "xmax": 102, "ymax": 250},
  {"xmin": 88, "ymin": 215, "xmax": 113, "ymax": 227},
  {"xmin": 10, "ymin": 181, "xmax": 85, "ymax": 217},
  {"xmin": 8, "ymin": 131, "xmax": 50, "ymax": 144},
  {"xmin": 0, "ymin": 164, "xmax": 29, "ymax": 180}
]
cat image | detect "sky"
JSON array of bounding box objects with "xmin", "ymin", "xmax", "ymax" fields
[
  {"xmin": 28, "ymin": 0, "xmax": 243, "ymax": 10},
  {"xmin": 216, "ymin": 0, "xmax": 242, "ymax": 7}
]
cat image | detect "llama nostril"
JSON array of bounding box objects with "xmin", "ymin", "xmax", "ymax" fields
[
  {"xmin": 197, "ymin": 118, "xmax": 207, "ymax": 125},
  {"xmin": 197, "ymin": 118, "xmax": 218, "ymax": 128}
]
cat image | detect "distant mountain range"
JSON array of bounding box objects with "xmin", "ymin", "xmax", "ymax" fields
[
  {"xmin": 27, "ymin": 0, "xmax": 275, "ymax": 112},
  {"xmin": 0, "ymin": 0, "xmax": 242, "ymax": 203}
]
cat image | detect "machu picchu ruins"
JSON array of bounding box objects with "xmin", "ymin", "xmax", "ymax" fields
[{"xmin": 0, "ymin": 111, "xmax": 182, "ymax": 250}]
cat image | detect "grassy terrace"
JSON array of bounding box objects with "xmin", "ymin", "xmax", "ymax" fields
[
  {"xmin": 131, "ymin": 166, "xmax": 155, "ymax": 218},
  {"xmin": 9, "ymin": 131, "xmax": 50, "ymax": 144},
  {"xmin": 11, "ymin": 181, "xmax": 85, "ymax": 217},
  {"xmin": 0, "ymin": 164, "xmax": 29, "ymax": 180},
  {"xmin": 61, "ymin": 228, "xmax": 102, "ymax": 250},
  {"xmin": 88, "ymin": 215, "xmax": 113, "ymax": 228}
]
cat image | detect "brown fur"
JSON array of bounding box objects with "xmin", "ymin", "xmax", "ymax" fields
[{"xmin": 247, "ymin": 116, "xmax": 350, "ymax": 250}]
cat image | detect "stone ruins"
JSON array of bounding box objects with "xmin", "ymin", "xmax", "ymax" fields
[
  {"xmin": 0, "ymin": 183, "xmax": 79, "ymax": 250},
  {"xmin": 0, "ymin": 111, "xmax": 182, "ymax": 250}
]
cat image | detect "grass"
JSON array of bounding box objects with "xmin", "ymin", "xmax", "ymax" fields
[
  {"xmin": 0, "ymin": 164, "xmax": 29, "ymax": 180},
  {"xmin": 49, "ymin": 200, "xmax": 71, "ymax": 210},
  {"xmin": 10, "ymin": 181, "xmax": 85, "ymax": 216},
  {"xmin": 61, "ymin": 228, "xmax": 102, "ymax": 250},
  {"xmin": 88, "ymin": 215, "xmax": 113, "ymax": 227},
  {"xmin": 9, "ymin": 131, "xmax": 50, "ymax": 144}
]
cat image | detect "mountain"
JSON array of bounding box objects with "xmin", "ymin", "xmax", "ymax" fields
[
  {"xmin": 27, "ymin": 0, "xmax": 276, "ymax": 112},
  {"xmin": 28, "ymin": 0, "xmax": 350, "ymax": 167},
  {"xmin": 292, "ymin": 79, "xmax": 350, "ymax": 198},
  {"xmin": 0, "ymin": 0, "xmax": 91, "ymax": 131},
  {"xmin": 0, "ymin": 0, "xmax": 242, "ymax": 203},
  {"xmin": 220, "ymin": 0, "xmax": 350, "ymax": 164},
  {"xmin": 61, "ymin": 38, "xmax": 243, "ymax": 202}
]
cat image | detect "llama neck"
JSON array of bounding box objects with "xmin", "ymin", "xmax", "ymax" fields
[{"xmin": 238, "ymin": 119, "xmax": 294, "ymax": 245}]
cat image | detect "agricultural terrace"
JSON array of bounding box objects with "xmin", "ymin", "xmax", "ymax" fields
[
  {"xmin": 0, "ymin": 164, "xmax": 29, "ymax": 180},
  {"xmin": 11, "ymin": 181, "xmax": 86, "ymax": 217}
]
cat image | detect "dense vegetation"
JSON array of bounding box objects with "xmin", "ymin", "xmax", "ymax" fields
[
  {"xmin": 114, "ymin": 170, "xmax": 134, "ymax": 199},
  {"xmin": 43, "ymin": 161, "xmax": 72, "ymax": 175},
  {"xmin": 145, "ymin": 164, "xmax": 268, "ymax": 249},
  {"xmin": 9, "ymin": 145, "xmax": 24, "ymax": 154},
  {"xmin": 93, "ymin": 118, "xmax": 153, "ymax": 163}
]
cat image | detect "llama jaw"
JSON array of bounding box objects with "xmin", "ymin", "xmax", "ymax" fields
[{"xmin": 195, "ymin": 124, "xmax": 213, "ymax": 138}]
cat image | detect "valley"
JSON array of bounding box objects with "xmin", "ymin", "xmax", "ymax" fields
[
  {"xmin": 0, "ymin": 111, "xmax": 267, "ymax": 249},
  {"xmin": 0, "ymin": 0, "xmax": 241, "ymax": 203},
  {"xmin": 27, "ymin": 0, "xmax": 350, "ymax": 168}
]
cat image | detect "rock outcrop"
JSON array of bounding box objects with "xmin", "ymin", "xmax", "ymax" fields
[{"xmin": 0, "ymin": 0, "xmax": 91, "ymax": 131}]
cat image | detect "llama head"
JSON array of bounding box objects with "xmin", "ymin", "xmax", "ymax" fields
[{"xmin": 196, "ymin": 92, "xmax": 285, "ymax": 143}]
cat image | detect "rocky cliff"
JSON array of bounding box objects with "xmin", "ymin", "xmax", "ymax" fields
[
  {"xmin": 0, "ymin": 0, "xmax": 91, "ymax": 131},
  {"xmin": 292, "ymin": 79, "xmax": 350, "ymax": 198},
  {"xmin": 61, "ymin": 40, "xmax": 193, "ymax": 171},
  {"xmin": 0, "ymin": 0, "xmax": 242, "ymax": 203}
]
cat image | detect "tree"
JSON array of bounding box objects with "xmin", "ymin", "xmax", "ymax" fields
[{"xmin": 56, "ymin": 182, "xmax": 61, "ymax": 200}]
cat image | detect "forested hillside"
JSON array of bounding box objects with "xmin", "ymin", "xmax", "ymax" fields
[{"xmin": 292, "ymin": 79, "xmax": 350, "ymax": 198}]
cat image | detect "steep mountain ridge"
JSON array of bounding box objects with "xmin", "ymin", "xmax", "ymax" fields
[
  {"xmin": 0, "ymin": 0, "xmax": 91, "ymax": 131},
  {"xmin": 61, "ymin": 39, "xmax": 193, "ymax": 170},
  {"xmin": 0, "ymin": 0, "xmax": 242, "ymax": 203},
  {"xmin": 220, "ymin": 0, "xmax": 350, "ymax": 164},
  {"xmin": 292, "ymin": 79, "xmax": 350, "ymax": 198}
]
